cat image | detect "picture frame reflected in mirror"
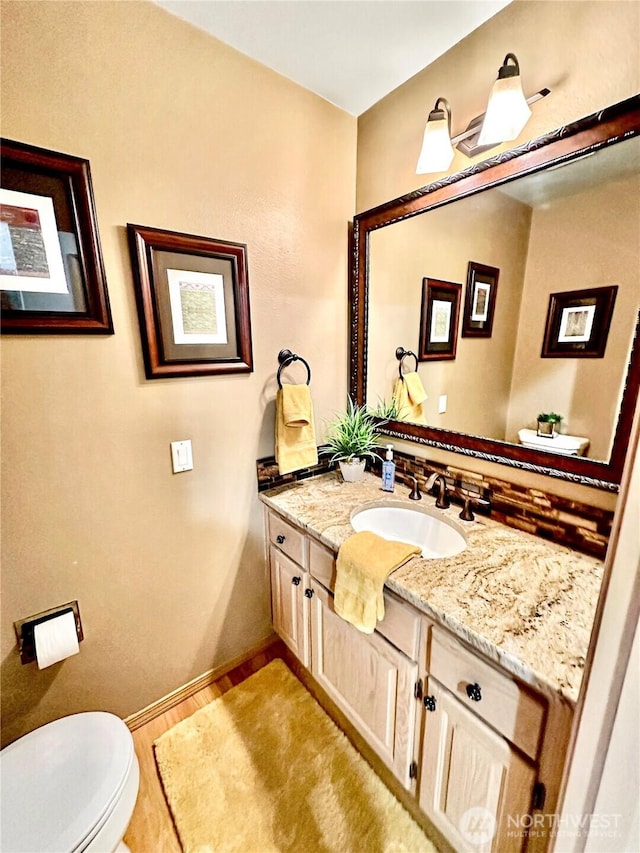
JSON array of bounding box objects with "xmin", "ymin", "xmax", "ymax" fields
[
  {"xmin": 541, "ymin": 286, "xmax": 618, "ymax": 358},
  {"xmin": 418, "ymin": 277, "xmax": 461, "ymax": 361},
  {"xmin": 462, "ymin": 261, "xmax": 500, "ymax": 338}
]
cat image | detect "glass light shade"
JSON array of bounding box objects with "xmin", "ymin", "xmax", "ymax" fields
[
  {"xmin": 416, "ymin": 117, "xmax": 455, "ymax": 174},
  {"xmin": 477, "ymin": 75, "xmax": 532, "ymax": 146}
]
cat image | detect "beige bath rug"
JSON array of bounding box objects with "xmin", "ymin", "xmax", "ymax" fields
[{"xmin": 154, "ymin": 658, "xmax": 438, "ymax": 853}]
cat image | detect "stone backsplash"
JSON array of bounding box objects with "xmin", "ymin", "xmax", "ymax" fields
[{"xmin": 256, "ymin": 446, "xmax": 613, "ymax": 559}]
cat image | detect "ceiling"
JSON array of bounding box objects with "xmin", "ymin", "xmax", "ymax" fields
[{"xmin": 154, "ymin": 0, "xmax": 512, "ymax": 116}]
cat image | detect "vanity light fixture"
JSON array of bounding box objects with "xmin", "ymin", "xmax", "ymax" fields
[
  {"xmin": 416, "ymin": 53, "xmax": 550, "ymax": 172},
  {"xmin": 416, "ymin": 97, "xmax": 455, "ymax": 174},
  {"xmin": 477, "ymin": 53, "xmax": 531, "ymax": 146}
]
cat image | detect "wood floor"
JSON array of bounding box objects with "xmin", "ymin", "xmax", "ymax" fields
[{"xmin": 123, "ymin": 640, "xmax": 289, "ymax": 852}]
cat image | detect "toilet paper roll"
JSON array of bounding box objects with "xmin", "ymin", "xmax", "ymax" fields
[{"xmin": 34, "ymin": 610, "xmax": 80, "ymax": 669}]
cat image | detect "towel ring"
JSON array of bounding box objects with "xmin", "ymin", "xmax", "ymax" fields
[
  {"xmin": 395, "ymin": 347, "xmax": 418, "ymax": 379},
  {"xmin": 277, "ymin": 349, "xmax": 312, "ymax": 388}
]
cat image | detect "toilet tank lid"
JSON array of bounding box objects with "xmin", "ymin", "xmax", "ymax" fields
[{"xmin": 0, "ymin": 711, "xmax": 134, "ymax": 853}]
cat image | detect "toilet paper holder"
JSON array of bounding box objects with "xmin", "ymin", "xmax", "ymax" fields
[{"xmin": 14, "ymin": 601, "xmax": 84, "ymax": 665}]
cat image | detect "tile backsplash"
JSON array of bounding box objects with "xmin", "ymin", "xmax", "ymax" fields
[{"xmin": 257, "ymin": 446, "xmax": 612, "ymax": 559}]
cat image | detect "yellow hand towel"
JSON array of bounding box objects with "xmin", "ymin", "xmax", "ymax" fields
[
  {"xmin": 404, "ymin": 371, "xmax": 428, "ymax": 406},
  {"xmin": 281, "ymin": 383, "xmax": 313, "ymax": 427},
  {"xmin": 334, "ymin": 531, "xmax": 421, "ymax": 633},
  {"xmin": 275, "ymin": 384, "xmax": 318, "ymax": 475},
  {"xmin": 392, "ymin": 377, "xmax": 426, "ymax": 424}
]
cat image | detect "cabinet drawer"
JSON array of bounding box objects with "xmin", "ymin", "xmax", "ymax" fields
[
  {"xmin": 430, "ymin": 627, "xmax": 545, "ymax": 760},
  {"xmin": 309, "ymin": 538, "xmax": 335, "ymax": 588},
  {"xmin": 310, "ymin": 545, "xmax": 422, "ymax": 662},
  {"xmin": 267, "ymin": 512, "xmax": 307, "ymax": 567},
  {"xmin": 377, "ymin": 590, "xmax": 423, "ymax": 661}
]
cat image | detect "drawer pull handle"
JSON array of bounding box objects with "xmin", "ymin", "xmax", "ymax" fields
[
  {"xmin": 423, "ymin": 695, "xmax": 437, "ymax": 712},
  {"xmin": 276, "ymin": 534, "xmax": 286, "ymax": 544},
  {"xmin": 466, "ymin": 682, "xmax": 482, "ymax": 702},
  {"xmin": 291, "ymin": 576, "xmax": 301, "ymax": 586},
  {"xmin": 304, "ymin": 588, "xmax": 314, "ymax": 599}
]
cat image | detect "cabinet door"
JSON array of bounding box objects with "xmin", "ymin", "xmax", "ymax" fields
[
  {"xmin": 310, "ymin": 582, "xmax": 418, "ymax": 789},
  {"xmin": 419, "ymin": 679, "xmax": 535, "ymax": 853},
  {"xmin": 269, "ymin": 546, "xmax": 310, "ymax": 667}
]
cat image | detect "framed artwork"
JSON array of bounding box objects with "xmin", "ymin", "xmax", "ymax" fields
[
  {"xmin": 127, "ymin": 223, "xmax": 253, "ymax": 379},
  {"xmin": 0, "ymin": 138, "xmax": 113, "ymax": 333},
  {"xmin": 541, "ymin": 286, "xmax": 618, "ymax": 358},
  {"xmin": 418, "ymin": 277, "xmax": 461, "ymax": 361},
  {"xmin": 462, "ymin": 261, "xmax": 499, "ymax": 337}
]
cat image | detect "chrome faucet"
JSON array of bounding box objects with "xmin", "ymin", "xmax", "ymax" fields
[{"xmin": 425, "ymin": 472, "xmax": 450, "ymax": 509}]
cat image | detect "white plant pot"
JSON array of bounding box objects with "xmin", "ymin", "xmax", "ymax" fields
[{"xmin": 339, "ymin": 458, "xmax": 366, "ymax": 482}]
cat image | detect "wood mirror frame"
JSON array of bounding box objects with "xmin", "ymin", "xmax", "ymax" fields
[{"xmin": 350, "ymin": 95, "xmax": 640, "ymax": 492}]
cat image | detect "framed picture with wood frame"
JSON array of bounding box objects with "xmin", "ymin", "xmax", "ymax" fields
[
  {"xmin": 418, "ymin": 277, "xmax": 461, "ymax": 361},
  {"xmin": 127, "ymin": 223, "xmax": 253, "ymax": 379},
  {"xmin": 461, "ymin": 261, "xmax": 499, "ymax": 337},
  {"xmin": 541, "ymin": 285, "xmax": 618, "ymax": 358},
  {"xmin": 0, "ymin": 138, "xmax": 113, "ymax": 334}
]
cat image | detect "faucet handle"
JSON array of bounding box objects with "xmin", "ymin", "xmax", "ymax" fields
[
  {"xmin": 407, "ymin": 476, "xmax": 422, "ymax": 501},
  {"xmin": 458, "ymin": 492, "xmax": 490, "ymax": 521}
]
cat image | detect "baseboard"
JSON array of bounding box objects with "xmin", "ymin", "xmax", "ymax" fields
[{"xmin": 124, "ymin": 633, "xmax": 280, "ymax": 731}]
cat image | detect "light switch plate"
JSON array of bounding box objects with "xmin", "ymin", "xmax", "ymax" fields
[
  {"xmin": 170, "ymin": 440, "xmax": 193, "ymax": 473},
  {"xmin": 438, "ymin": 395, "xmax": 447, "ymax": 414}
]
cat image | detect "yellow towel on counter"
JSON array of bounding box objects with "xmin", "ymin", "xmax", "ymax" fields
[
  {"xmin": 334, "ymin": 532, "xmax": 421, "ymax": 633},
  {"xmin": 275, "ymin": 384, "xmax": 318, "ymax": 475},
  {"xmin": 392, "ymin": 376, "xmax": 427, "ymax": 424}
]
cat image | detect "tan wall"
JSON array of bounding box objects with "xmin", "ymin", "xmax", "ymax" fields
[
  {"xmin": 357, "ymin": 0, "xmax": 639, "ymax": 509},
  {"xmin": 0, "ymin": 1, "xmax": 356, "ymax": 745},
  {"xmin": 367, "ymin": 191, "xmax": 531, "ymax": 439},
  {"xmin": 506, "ymin": 176, "xmax": 640, "ymax": 457}
]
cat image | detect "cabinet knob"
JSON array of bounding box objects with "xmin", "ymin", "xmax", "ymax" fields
[
  {"xmin": 276, "ymin": 534, "xmax": 286, "ymax": 544},
  {"xmin": 466, "ymin": 682, "xmax": 482, "ymax": 702},
  {"xmin": 291, "ymin": 576, "xmax": 301, "ymax": 586},
  {"xmin": 423, "ymin": 695, "xmax": 436, "ymax": 712},
  {"xmin": 304, "ymin": 588, "xmax": 314, "ymax": 599}
]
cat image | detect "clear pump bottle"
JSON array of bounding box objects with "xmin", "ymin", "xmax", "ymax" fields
[{"xmin": 381, "ymin": 444, "xmax": 396, "ymax": 492}]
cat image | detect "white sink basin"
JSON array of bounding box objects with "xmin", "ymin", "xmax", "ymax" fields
[{"xmin": 350, "ymin": 501, "xmax": 467, "ymax": 559}]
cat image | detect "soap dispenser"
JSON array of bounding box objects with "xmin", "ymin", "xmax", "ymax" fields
[{"xmin": 381, "ymin": 444, "xmax": 396, "ymax": 492}]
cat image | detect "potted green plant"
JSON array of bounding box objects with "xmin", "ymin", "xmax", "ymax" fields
[
  {"xmin": 324, "ymin": 399, "xmax": 382, "ymax": 482},
  {"xmin": 370, "ymin": 396, "xmax": 400, "ymax": 420},
  {"xmin": 537, "ymin": 412, "xmax": 563, "ymax": 437}
]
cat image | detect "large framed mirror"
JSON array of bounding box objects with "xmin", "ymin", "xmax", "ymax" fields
[{"xmin": 350, "ymin": 95, "xmax": 640, "ymax": 491}]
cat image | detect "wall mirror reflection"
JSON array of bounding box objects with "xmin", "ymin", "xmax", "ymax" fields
[{"xmin": 351, "ymin": 98, "xmax": 640, "ymax": 490}]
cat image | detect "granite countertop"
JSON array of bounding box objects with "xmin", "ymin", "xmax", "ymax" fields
[{"xmin": 259, "ymin": 472, "xmax": 604, "ymax": 704}]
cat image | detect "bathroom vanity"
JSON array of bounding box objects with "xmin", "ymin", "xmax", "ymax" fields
[{"xmin": 260, "ymin": 472, "xmax": 603, "ymax": 853}]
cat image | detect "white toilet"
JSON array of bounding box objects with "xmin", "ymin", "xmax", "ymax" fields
[{"xmin": 0, "ymin": 711, "xmax": 140, "ymax": 853}]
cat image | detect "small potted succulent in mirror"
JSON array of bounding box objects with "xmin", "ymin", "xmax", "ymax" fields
[
  {"xmin": 324, "ymin": 398, "xmax": 383, "ymax": 482},
  {"xmin": 537, "ymin": 412, "xmax": 563, "ymax": 438}
]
